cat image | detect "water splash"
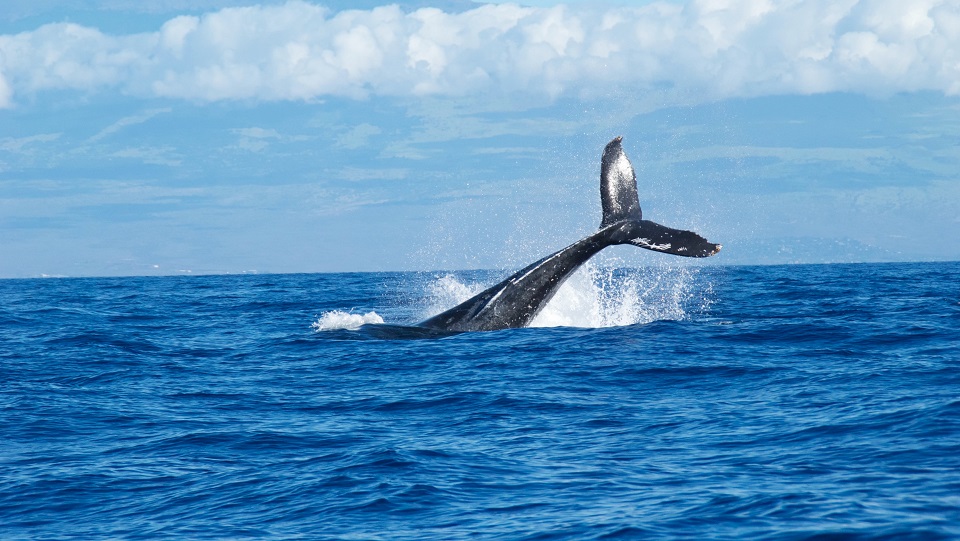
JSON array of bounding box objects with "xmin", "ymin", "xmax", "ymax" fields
[
  {"xmin": 531, "ymin": 263, "xmax": 705, "ymax": 327},
  {"xmin": 420, "ymin": 262, "xmax": 711, "ymax": 329},
  {"xmin": 312, "ymin": 310, "xmax": 384, "ymax": 331},
  {"xmin": 416, "ymin": 273, "xmax": 485, "ymax": 321}
]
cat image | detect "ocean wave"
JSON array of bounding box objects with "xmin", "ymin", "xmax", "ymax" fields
[{"xmin": 2, "ymin": 263, "xmax": 959, "ymax": 540}]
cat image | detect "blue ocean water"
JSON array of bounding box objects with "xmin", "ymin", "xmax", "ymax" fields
[{"xmin": 1, "ymin": 262, "xmax": 959, "ymax": 540}]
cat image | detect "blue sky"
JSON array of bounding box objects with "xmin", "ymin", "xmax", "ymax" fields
[{"xmin": 2, "ymin": 0, "xmax": 959, "ymax": 277}]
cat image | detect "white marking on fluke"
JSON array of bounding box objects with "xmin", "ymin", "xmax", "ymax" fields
[{"xmin": 632, "ymin": 237, "xmax": 672, "ymax": 251}]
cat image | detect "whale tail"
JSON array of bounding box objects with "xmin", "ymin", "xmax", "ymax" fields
[
  {"xmin": 416, "ymin": 136, "xmax": 720, "ymax": 331},
  {"xmin": 600, "ymin": 137, "xmax": 721, "ymax": 258}
]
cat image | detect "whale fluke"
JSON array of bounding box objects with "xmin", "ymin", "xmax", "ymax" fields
[
  {"xmin": 623, "ymin": 220, "xmax": 721, "ymax": 257},
  {"xmin": 417, "ymin": 137, "xmax": 721, "ymax": 332},
  {"xmin": 600, "ymin": 136, "xmax": 642, "ymax": 227},
  {"xmin": 600, "ymin": 136, "xmax": 719, "ymax": 257}
]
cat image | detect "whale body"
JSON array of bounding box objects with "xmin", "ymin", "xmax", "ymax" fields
[{"xmin": 417, "ymin": 137, "xmax": 721, "ymax": 332}]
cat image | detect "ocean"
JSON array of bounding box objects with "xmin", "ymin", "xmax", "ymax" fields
[{"xmin": 1, "ymin": 261, "xmax": 958, "ymax": 540}]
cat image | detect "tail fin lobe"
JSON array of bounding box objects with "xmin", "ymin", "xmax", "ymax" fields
[
  {"xmin": 600, "ymin": 136, "xmax": 643, "ymax": 227},
  {"xmin": 620, "ymin": 220, "xmax": 721, "ymax": 258}
]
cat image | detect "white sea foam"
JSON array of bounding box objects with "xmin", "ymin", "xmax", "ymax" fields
[
  {"xmin": 421, "ymin": 273, "xmax": 486, "ymax": 319},
  {"xmin": 530, "ymin": 263, "xmax": 701, "ymax": 328},
  {"xmin": 422, "ymin": 262, "xmax": 708, "ymax": 329},
  {"xmin": 312, "ymin": 310, "xmax": 384, "ymax": 331}
]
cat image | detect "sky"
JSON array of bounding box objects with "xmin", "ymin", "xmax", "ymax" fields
[{"xmin": 1, "ymin": 0, "xmax": 959, "ymax": 277}]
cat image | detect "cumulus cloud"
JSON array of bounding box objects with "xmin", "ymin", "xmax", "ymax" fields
[{"xmin": 1, "ymin": 0, "xmax": 959, "ymax": 107}]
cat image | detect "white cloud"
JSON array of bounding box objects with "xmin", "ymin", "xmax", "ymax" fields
[
  {"xmin": 233, "ymin": 127, "xmax": 280, "ymax": 151},
  {"xmin": 235, "ymin": 127, "xmax": 281, "ymax": 139},
  {"xmin": 0, "ymin": 133, "xmax": 62, "ymax": 153},
  {"xmin": 110, "ymin": 146, "xmax": 182, "ymax": 166},
  {"xmin": 1, "ymin": 0, "xmax": 960, "ymax": 106},
  {"xmin": 0, "ymin": 71, "xmax": 11, "ymax": 108},
  {"xmin": 336, "ymin": 123, "xmax": 382, "ymax": 149},
  {"xmin": 88, "ymin": 108, "xmax": 172, "ymax": 142}
]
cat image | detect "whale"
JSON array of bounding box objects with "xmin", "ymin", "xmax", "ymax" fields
[{"xmin": 417, "ymin": 136, "xmax": 721, "ymax": 332}]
